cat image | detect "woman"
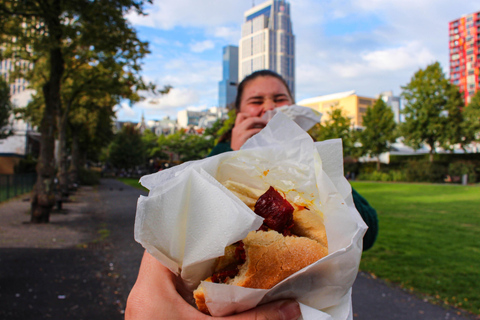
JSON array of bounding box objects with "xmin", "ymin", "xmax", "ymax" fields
[
  {"xmin": 209, "ymin": 70, "xmax": 377, "ymax": 251},
  {"xmin": 126, "ymin": 70, "xmax": 377, "ymax": 320}
]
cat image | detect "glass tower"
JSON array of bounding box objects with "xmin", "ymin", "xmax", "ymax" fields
[
  {"xmin": 239, "ymin": 0, "xmax": 295, "ymax": 98},
  {"xmin": 218, "ymin": 45, "xmax": 239, "ymax": 108}
]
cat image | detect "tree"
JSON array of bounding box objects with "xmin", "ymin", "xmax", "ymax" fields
[
  {"xmin": 158, "ymin": 130, "xmax": 215, "ymax": 162},
  {"xmin": 1, "ymin": 0, "xmax": 153, "ymax": 222},
  {"xmin": 463, "ymin": 90, "xmax": 480, "ymax": 147},
  {"xmin": 0, "ymin": 77, "xmax": 14, "ymax": 139},
  {"xmin": 308, "ymin": 105, "xmax": 355, "ymax": 157},
  {"xmin": 108, "ymin": 125, "xmax": 145, "ymax": 172},
  {"xmin": 358, "ymin": 99, "xmax": 397, "ymax": 170},
  {"xmin": 400, "ymin": 62, "xmax": 464, "ymax": 162}
]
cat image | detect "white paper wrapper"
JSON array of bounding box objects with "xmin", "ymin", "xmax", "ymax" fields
[{"xmin": 135, "ymin": 109, "xmax": 367, "ymax": 320}]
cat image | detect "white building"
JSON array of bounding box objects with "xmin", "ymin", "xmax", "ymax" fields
[
  {"xmin": 0, "ymin": 89, "xmax": 38, "ymax": 174},
  {"xmin": 177, "ymin": 107, "xmax": 228, "ymax": 130},
  {"xmin": 239, "ymin": 0, "xmax": 295, "ymax": 97},
  {"xmin": 377, "ymin": 91, "xmax": 403, "ymax": 123}
]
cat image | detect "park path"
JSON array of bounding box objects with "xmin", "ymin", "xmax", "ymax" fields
[{"xmin": 0, "ymin": 178, "xmax": 476, "ymax": 319}]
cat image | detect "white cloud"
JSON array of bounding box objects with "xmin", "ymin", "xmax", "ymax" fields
[
  {"xmin": 126, "ymin": 0, "xmax": 250, "ymax": 30},
  {"xmin": 190, "ymin": 40, "xmax": 215, "ymax": 53},
  {"xmin": 123, "ymin": 0, "xmax": 478, "ymax": 122}
]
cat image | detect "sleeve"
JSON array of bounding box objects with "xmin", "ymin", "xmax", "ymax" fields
[
  {"xmin": 208, "ymin": 142, "xmax": 233, "ymax": 157},
  {"xmin": 351, "ymin": 188, "xmax": 378, "ymax": 251}
]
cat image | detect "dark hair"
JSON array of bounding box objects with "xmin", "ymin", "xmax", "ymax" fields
[
  {"xmin": 234, "ymin": 69, "xmax": 294, "ymax": 111},
  {"xmin": 219, "ymin": 70, "xmax": 293, "ymax": 143}
]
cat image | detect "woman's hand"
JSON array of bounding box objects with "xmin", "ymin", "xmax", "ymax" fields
[
  {"xmin": 126, "ymin": 251, "xmax": 301, "ymax": 320},
  {"xmin": 231, "ymin": 113, "xmax": 268, "ymax": 151}
]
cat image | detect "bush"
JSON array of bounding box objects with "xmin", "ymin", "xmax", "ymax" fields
[
  {"xmin": 357, "ymin": 170, "xmax": 407, "ymax": 182},
  {"xmin": 78, "ymin": 167, "xmax": 100, "ymax": 186},
  {"xmin": 404, "ymin": 160, "xmax": 447, "ymax": 183},
  {"xmin": 14, "ymin": 156, "xmax": 37, "ymax": 173},
  {"xmin": 448, "ymin": 161, "xmax": 478, "ymax": 183}
]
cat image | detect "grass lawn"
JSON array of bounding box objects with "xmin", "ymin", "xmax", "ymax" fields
[
  {"xmin": 351, "ymin": 181, "xmax": 480, "ymax": 315},
  {"xmin": 116, "ymin": 177, "xmax": 148, "ymax": 192}
]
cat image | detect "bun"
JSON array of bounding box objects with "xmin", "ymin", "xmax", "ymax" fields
[{"xmin": 193, "ymin": 181, "xmax": 328, "ymax": 314}]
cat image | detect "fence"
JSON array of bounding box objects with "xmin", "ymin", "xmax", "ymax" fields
[{"xmin": 0, "ymin": 173, "xmax": 37, "ymax": 203}]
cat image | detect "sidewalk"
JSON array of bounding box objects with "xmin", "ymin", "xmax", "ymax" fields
[
  {"xmin": 0, "ymin": 180, "xmax": 478, "ymax": 320},
  {"xmin": 0, "ymin": 185, "xmax": 125, "ymax": 320}
]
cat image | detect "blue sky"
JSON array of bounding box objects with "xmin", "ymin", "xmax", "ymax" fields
[{"xmin": 116, "ymin": 0, "xmax": 479, "ymax": 122}]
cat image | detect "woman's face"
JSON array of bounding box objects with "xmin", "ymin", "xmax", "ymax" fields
[{"xmin": 239, "ymin": 76, "xmax": 293, "ymax": 117}]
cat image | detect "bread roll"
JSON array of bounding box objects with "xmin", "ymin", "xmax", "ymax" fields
[{"xmin": 193, "ymin": 181, "xmax": 328, "ymax": 314}]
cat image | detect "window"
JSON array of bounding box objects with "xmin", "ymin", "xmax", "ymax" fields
[{"xmin": 358, "ymin": 98, "xmax": 373, "ymax": 105}]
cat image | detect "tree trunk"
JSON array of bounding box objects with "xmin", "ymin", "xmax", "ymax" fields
[
  {"xmin": 376, "ymin": 157, "xmax": 381, "ymax": 171},
  {"xmin": 57, "ymin": 105, "xmax": 71, "ymax": 198},
  {"xmin": 68, "ymin": 130, "xmax": 80, "ymax": 184},
  {"xmin": 31, "ymin": 49, "xmax": 64, "ymax": 222}
]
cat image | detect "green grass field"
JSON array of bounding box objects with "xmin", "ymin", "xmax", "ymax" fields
[
  {"xmin": 351, "ymin": 181, "xmax": 480, "ymax": 315},
  {"xmin": 116, "ymin": 177, "xmax": 148, "ymax": 192}
]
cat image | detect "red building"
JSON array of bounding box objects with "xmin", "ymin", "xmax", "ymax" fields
[{"xmin": 449, "ymin": 11, "xmax": 480, "ymax": 105}]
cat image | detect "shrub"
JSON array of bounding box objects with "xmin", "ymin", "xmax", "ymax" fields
[
  {"xmin": 78, "ymin": 167, "xmax": 100, "ymax": 186},
  {"xmin": 404, "ymin": 160, "xmax": 447, "ymax": 183},
  {"xmin": 448, "ymin": 161, "xmax": 478, "ymax": 183},
  {"xmin": 14, "ymin": 156, "xmax": 37, "ymax": 173},
  {"xmin": 357, "ymin": 170, "xmax": 407, "ymax": 182}
]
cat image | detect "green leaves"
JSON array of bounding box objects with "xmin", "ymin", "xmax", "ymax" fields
[
  {"xmin": 463, "ymin": 90, "xmax": 480, "ymax": 145},
  {"xmin": 0, "ymin": 77, "xmax": 14, "ymax": 139},
  {"xmin": 359, "ymin": 98, "xmax": 397, "ymax": 169},
  {"xmin": 308, "ymin": 105, "xmax": 355, "ymax": 157},
  {"xmin": 400, "ymin": 62, "xmax": 464, "ymax": 160}
]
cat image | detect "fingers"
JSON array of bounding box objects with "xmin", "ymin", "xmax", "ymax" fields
[
  {"xmin": 231, "ymin": 113, "xmax": 268, "ymax": 150},
  {"xmin": 222, "ymin": 300, "xmax": 301, "ymax": 320},
  {"xmin": 125, "ymin": 251, "xmax": 208, "ymax": 320}
]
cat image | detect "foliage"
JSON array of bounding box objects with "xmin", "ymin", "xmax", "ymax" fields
[
  {"xmin": 308, "ymin": 106, "xmax": 354, "ymax": 157},
  {"xmin": 357, "ymin": 170, "xmax": 407, "ymax": 182},
  {"xmin": 14, "ymin": 155, "xmax": 37, "ymax": 174},
  {"xmin": 358, "ymin": 98, "xmax": 397, "ymax": 169},
  {"xmin": 0, "ymin": 76, "xmax": 14, "ymax": 139},
  {"xmin": 463, "ymin": 90, "xmax": 480, "ymax": 145},
  {"xmin": 448, "ymin": 161, "xmax": 478, "ymax": 183},
  {"xmin": 400, "ymin": 62, "xmax": 464, "ymax": 161},
  {"xmin": 77, "ymin": 167, "xmax": 100, "ymax": 186},
  {"xmin": 353, "ymin": 181, "xmax": 480, "ymax": 315},
  {"xmin": 403, "ymin": 159, "xmax": 447, "ymax": 183},
  {"xmin": 158, "ymin": 130, "xmax": 215, "ymax": 162},
  {"xmin": 107, "ymin": 125, "xmax": 145, "ymax": 171},
  {"xmin": 1, "ymin": 0, "xmax": 154, "ymax": 222}
]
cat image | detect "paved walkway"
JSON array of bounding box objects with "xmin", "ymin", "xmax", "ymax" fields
[{"xmin": 0, "ymin": 179, "xmax": 477, "ymax": 319}]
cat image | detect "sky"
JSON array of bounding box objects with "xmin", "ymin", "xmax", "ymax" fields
[{"xmin": 116, "ymin": 0, "xmax": 479, "ymax": 122}]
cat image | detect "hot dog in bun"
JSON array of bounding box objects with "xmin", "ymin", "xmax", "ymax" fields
[{"xmin": 194, "ymin": 181, "xmax": 328, "ymax": 314}]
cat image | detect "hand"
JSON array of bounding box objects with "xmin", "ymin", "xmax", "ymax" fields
[
  {"xmin": 231, "ymin": 113, "xmax": 268, "ymax": 150},
  {"xmin": 126, "ymin": 251, "xmax": 301, "ymax": 320}
]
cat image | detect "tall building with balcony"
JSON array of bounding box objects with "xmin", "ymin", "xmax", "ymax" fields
[
  {"xmin": 449, "ymin": 11, "xmax": 480, "ymax": 105},
  {"xmin": 218, "ymin": 45, "xmax": 239, "ymax": 108},
  {"xmin": 239, "ymin": 0, "xmax": 295, "ymax": 98}
]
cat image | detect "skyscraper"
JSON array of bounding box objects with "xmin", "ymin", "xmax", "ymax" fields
[
  {"xmin": 449, "ymin": 11, "xmax": 480, "ymax": 105},
  {"xmin": 239, "ymin": 0, "xmax": 295, "ymax": 98},
  {"xmin": 218, "ymin": 45, "xmax": 239, "ymax": 108}
]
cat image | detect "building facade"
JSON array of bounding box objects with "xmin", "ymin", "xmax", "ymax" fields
[
  {"xmin": 239, "ymin": 0, "xmax": 295, "ymax": 98},
  {"xmin": 297, "ymin": 90, "xmax": 377, "ymax": 129},
  {"xmin": 449, "ymin": 11, "xmax": 480, "ymax": 105},
  {"xmin": 378, "ymin": 91, "xmax": 402, "ymax": 123},
  {"xmin": 218, "ymin": 45, "xmax": 239, "ymax": 108}
]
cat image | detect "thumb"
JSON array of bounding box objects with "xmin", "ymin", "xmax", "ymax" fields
[{"xmin": 222, "ymin": 300, "xmax": 301, "ymax": 320}]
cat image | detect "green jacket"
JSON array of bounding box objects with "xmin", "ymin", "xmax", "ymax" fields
[{"xmin": 208, "ymin": 142, "xmax": 378, "ymax": 251}]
